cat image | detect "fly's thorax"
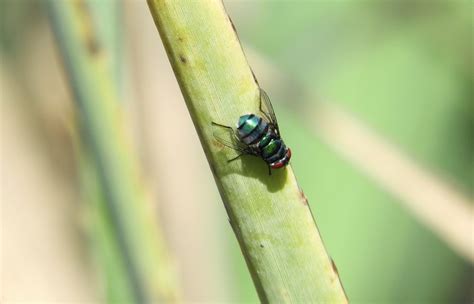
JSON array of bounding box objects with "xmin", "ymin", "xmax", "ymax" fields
[{"xmin": 236, "ymin": 114, "xmax": 268, "ymax": 145}]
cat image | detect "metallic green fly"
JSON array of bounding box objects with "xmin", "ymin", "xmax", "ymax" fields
[{"xmin": 212, "ymin": 88, "xmax": 291, "ymax": 175}]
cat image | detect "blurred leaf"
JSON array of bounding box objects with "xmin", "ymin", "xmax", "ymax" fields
[
  {"xmin": 0, "ymin": 0, "xmax": 41, "ymax": 57},
  {"xmin": 47, "ymin": 1, "xmax": 180, "ymax": 302}
]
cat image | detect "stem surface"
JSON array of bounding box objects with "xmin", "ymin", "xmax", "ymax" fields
[{"xmin": 147, "ymin": 1, "xmax": 347, "ymax": 302}]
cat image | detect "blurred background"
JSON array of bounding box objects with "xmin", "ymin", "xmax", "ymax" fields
[{"xmin": 1, "ymin": 0, "xmax": 472, "ymax": 303}]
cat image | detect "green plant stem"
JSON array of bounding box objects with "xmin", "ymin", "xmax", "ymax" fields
[
  {"xmin": 47, "ymin": 1, "xmax": 179, "ymax": 303},
  {"xmin": 147, "ymin": 0, "xmax": 347, "ymax": 302}
]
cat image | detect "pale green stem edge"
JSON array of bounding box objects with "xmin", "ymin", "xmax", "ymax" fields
[
  {"xmin": 147, "ymin": 0, "xmax": 348, "ymax": 302},
  {"xmin": 47, "ymin": 1, "xmax": 180, "ymax": 303}
]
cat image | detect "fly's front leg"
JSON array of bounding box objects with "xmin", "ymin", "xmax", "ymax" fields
[
  {"xmin": 211, "ymin": 121, "xmax": 233, "ymax": 130},
  {"xmin": 212, "ymin": 121, "xmax": 249, "ymax": 161},
  {"xmin": 228, "ymin": 154, "xmax": 244, "ymax": 163}
]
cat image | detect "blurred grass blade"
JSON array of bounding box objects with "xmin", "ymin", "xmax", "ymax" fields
[
  {"xmin": 147, "ymin": 0, "xmax": 347, "ymax": 302},
  {"xmin": 77, "ymin": 144, "xmax": 135, "ymax": 302},
  {"xmin": 85, "ymin": 0, "xmax": 122, "ymax": 90},
  {"xmin": 47, "ymin": 1, "xmax": 180, "ymax": 302},
  {"xmin": 69, "ymin": 1, "xmax": 132, "ymax": 301}
]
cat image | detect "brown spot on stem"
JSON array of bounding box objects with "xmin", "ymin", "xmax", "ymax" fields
[
  {"xmin": 330, "ymin": 258, "xmax": 339, "ymax": 275},
  {"xmin": 260, "ymin": 244, "xmax": 264, "ymax": 248},
  {"xmin": 75, "ymin": 0, "xmax": 102, "ymax": 56},
  {"xmin": 330, "ymin": 257, "xmax": 349, "ymax": 300},
  {"xmin": 229, "ymin": 16, "xmax": 237, "ymax": 33},
  {"xmin": 299, "ymin": 189, "xmax": 309, "ymax": 205},
  {"xmin": 86, "ymin": 37, "xmax": 100, "ymax": 56},
  {"xmin": 179, "ymin": 54, "xmax": 187, "ymax": 64}
]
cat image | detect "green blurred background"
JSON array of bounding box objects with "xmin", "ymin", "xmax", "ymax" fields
[{"xmin": 1, "ymin": 0, "xmax": 472, "ymax": 303}]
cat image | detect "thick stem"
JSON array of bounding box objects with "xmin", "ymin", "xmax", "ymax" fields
[{"xmin": 147, "ymin": 0, "xmax": 347, "ymax": 302}]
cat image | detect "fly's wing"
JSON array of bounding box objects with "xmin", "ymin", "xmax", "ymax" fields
[
  {"xmin": 211, "ymin": 122, "xmax": 256, "ymax": 156},
  {"xmin": 259, "ymin": 88, "xmax": 280, "ymax": 134}
]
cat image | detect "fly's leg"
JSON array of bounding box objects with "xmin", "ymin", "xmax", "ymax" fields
[
  {"xmin": 212, "ymin": 121, "xmax": 251, "ymax": 162},
  {"xmin": 228, "ymin": 154, "xmax": 244, "ymax": 163},
  {"xmin": 267, "ymin": 165, "xmax": 272, "ymax": 176},
  {"xmin": 211, "ymin": 121, "xmax": 233, "ymax": 130}
]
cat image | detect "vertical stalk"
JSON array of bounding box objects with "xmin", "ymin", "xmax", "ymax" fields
[
  {"xmin": 48, "ymin": 1, "xmax": 179, "ymax": 302},
  {"xmin": 147, "ymin": 0, "xmax": 347, "ymax": 302}
]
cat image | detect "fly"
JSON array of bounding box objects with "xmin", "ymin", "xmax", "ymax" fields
[{"xmin": 212, "ymin": 88, "xmax": 291, "ymax": 175}]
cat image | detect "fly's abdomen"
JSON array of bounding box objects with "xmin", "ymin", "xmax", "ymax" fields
[
  {"xmin": 237, "ymin": 114, "xmax": 268, "ymax": 145},
  {"xmin": 260, "ymin": 137, "xmax": 286, "ymax": 163}
]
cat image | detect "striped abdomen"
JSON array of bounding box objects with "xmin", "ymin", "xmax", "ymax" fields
[
  {"xmin": 258, "ymin": 134, "xmax": 291, "ymax": 169},
  {"xmin": 237, "ymin": 114, "xmax": 291, "ymax": 169}
]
